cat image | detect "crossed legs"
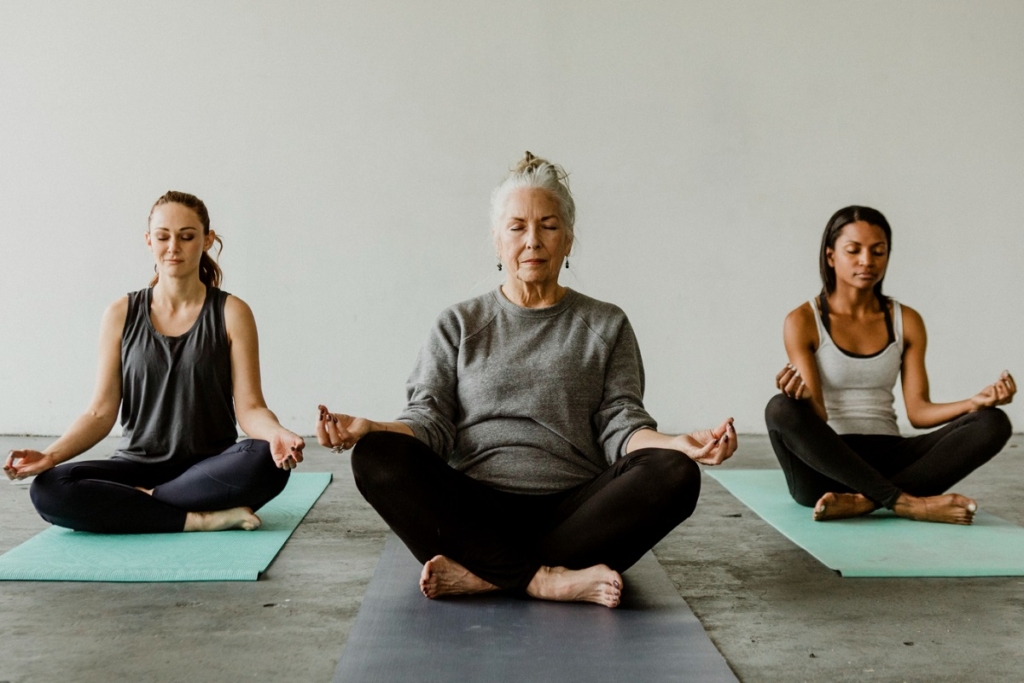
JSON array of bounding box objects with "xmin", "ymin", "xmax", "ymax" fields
[
  {"xmin": 350, "ymin": 431, "xmax": 701, "ymax": 607},
  {"xmin": 30, "ymin": 439, "xmax": 289, "ymax": 533},
  {"xmin": 765, "ymin": 395, "xmax": 1012, "ymax": 524}
]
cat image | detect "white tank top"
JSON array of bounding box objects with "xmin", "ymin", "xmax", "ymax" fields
[{"xmin": 811, "ymin": 297, "xmax": 903, "ymax": 436}]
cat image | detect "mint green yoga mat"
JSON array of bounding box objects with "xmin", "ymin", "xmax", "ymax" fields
[
  {"xmin": 0, "ymin": 471, "xmax": 331, "ymax": 582},
  {"xmin": 708, "ymin": 469, "xmax": 1024, "ymax": 577}
]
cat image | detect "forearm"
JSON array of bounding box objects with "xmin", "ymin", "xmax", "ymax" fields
[
  {"xmin": 237, "ymin": 406, "xmax": 291, "ymax": 442},
  {"xmin": 44, "ymin": 411, "xmax": 117, "ymax": 464},
  {"xmin": 626, "ymin": 428, "xmax": 675, "ymax": 453},
  {"xmin": 908, "ymin": 399, "xmax": 975, "ymax": 429},
  {"xmin": 372, "ymin": 420, "xmax": 415, "ymax": 437}
]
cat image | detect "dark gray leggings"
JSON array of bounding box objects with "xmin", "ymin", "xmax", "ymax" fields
[
  {"xmin": 764, "ymin": 394, "xmax": 1012, "ymax": 509},
  {"xmin": 351, "ymin": 431, "xmax": 702, "ymax": 592},
  {"xmin": 30, "ymin": 439, "xmax": 289, "ymax": 533}
]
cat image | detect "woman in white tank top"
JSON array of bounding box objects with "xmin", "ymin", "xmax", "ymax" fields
[{"xmin": 765, "ymin": 206, "xmax": 1015, "ymax": 525}]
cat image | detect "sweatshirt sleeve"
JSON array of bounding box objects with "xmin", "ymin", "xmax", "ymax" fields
[
  {"xmin": 591, "ymin": 316, "xmax": 658, "ymax": 463},
  {"xmin": 395, "ymin": 311, "xmax": 460, "ymax": 458}
]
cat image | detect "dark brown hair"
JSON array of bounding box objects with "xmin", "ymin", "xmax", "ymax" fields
[
  {"xmin": 819, "ymin": 205, "xmax": 892, "ymax": 299},
  {"xmin": 148, "ymin": 191, "xmax": 223, "ymax": 288}
]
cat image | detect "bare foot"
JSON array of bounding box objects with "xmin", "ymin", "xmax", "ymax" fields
[
  {"xmin": 184, "ymin": 507, "xmax": 261, "ymax": 532},
  {"xmin": 893, "ymin": 493, "xmax": 977, "ymax": 525},
  {"xmin": 419, "ymin": 555, "xmax": 499, "ymax": 598},
  {"xmin": 813, "ymin": 492, "xmax": 876, "ymax": 521},
  {"xmin": 134, "ymin": 487, "xmax": 154, "ymax": 496},
  {"xmin": 526, "ymin": 564, "xmax": 623, "ymax": 608}
]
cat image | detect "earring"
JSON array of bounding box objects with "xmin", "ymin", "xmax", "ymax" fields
[
  {"xmin": 565, "ymin": 258, "xmax": 569, "ymax": 269},
  {"xmin": 497, "ymin": 262, "xmax": 502, "ymax": 271}
]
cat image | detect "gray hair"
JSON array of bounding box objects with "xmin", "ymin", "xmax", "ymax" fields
[{"xmin": 490, "ymin": 152, "xmax": 576, "ymax": 244}]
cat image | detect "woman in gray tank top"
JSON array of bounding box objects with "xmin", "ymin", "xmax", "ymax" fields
[
  {"xmin": 3, "ymin": 191, "xmax": 305, "ymax": 534},
  {"xmin": 765, "ymin": 206, "xmax": 1015, "ymax": 525}
]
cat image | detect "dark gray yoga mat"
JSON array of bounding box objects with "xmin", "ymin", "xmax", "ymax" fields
[{"xmin": 333, "ymin": 534, "xmax": 738, "ymax": 683}]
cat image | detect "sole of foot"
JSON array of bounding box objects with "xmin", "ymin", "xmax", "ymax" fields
[
  {"xmin": 185, "ymin": 507, "xmax": 261, "ymax": 532},
  {"xmin": 526, "ymin": 564, "xmax": 623, "ymax": 608},
  {"xmin": 894, "ymin": 493, "xmax": 977, "ymax": 525},
  {"xmin": 813, "ymin": 492, "xmax": 876, "ymax": 521},
  {"xmin": 419, "ymin": 555, "xmax": 498, "ymax": 599}
]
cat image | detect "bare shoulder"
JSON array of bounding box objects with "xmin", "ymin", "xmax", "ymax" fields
[
  {"xmin": 784, "ymin": 302, "xmax": 816, "ymax": 333},
  {"xmin": 100, "ymin": 296, "xmax": 129, "ymax": 330},
  {"xmin": 224, "ymin": 295, "xmax": 257, "ymax": 342},
  {"xmin": 782, "ymin": 301, "xmax": 819, "ymax": 350},
  {"xmin": 224, "ymin": 294, "xmax": 255, "ymax": 323},
  {"xmin": 898, "ymin": 302, "xmax": 927, "ymax": 344}
]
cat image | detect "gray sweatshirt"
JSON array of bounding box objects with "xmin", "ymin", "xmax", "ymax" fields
[{"xmin": 397, "ymin": 288, "xmax": 657, "ymax": 494}]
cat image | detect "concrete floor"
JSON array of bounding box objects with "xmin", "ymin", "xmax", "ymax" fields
[{"xmin": 2, "ymin": 434, "xmax": 1022, "ymax": 683}]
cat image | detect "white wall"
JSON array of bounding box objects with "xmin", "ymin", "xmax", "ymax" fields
[{"xmin": 2, "ymin": 0, "xmax": 1021, "ymax": 436}]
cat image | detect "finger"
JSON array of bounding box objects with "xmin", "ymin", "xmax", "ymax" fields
[
  {"xmin": 315, "ymin": 412, "xmax": 331, "ymax": 446},
  {"xmin": 776, "ymin": 366, "xmax": 795, "ymax": 390},
  {"xmin": 783, "ymin": 373, "xmax": 803, "ymax": 397},
  {"xmin": 289, "ymin": 438, "xmax": 306, "ymax": 463},
  {"xmin": 325, "ymin": 416, "xmax": 351, "ymax": 447},
  {"xmin": 1003, "ymin": 371, "xmax": 1016, "ymax": 395},
  {"xmin": 711, "ymin": 419, "xmax": 732, "ymax": 440},
  {"xmin": 692, "ymin": 436, "xmax": 720, "ymax": 462}
]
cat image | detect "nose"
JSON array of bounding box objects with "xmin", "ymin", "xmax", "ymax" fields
[{"xmin": 525, "ymin": 225, "xmax": 543, "ymax": 248}]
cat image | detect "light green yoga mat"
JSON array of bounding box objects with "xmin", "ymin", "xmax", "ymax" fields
[
  {"xmin": 0, "ymin": 471, "xmax": 331, "ymax": 582},
  {"xmin": 708, "ymin": 469, "xmax": 1024, "ymax": 577}
]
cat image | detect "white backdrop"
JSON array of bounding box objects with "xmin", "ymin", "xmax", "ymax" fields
[{"xmin": 1, "ymin": 1, "xmax": 1021, "ymax": 436}]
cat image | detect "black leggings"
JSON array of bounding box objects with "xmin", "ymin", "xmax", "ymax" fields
[
  {"xmin": 764, "ymin": 394, "xmax": 1012, "ymax": 509},
  {"xmin": 351, "ymin": 431, "xmax": 702, "ymax": 592},
  {"xmin": 30, "ymin": 439, "xmax": 290, "ymax": 534}
]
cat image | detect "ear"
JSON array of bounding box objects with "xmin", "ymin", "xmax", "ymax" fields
[
  {"xmin": 204, "ymin": 230, "xmax": 216, "ymax": 251},
  {"xmin": 144, "ymin": 231, "xmax": 153, "ymax": 248},
  {"xmin": 825, "ymin": 247, "xmax": 835, "ymax": 268}
]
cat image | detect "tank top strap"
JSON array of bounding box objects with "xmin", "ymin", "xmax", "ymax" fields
[
  {"xmin": 891, "ymin": 299, "xmax": 904, "ymax": 347},
  {"xmin": 808, "ymin": 297, "xmax": 830, "ymax": 349}
]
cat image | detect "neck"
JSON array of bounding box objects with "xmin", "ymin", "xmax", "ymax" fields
[
  {"xmin": 153, "ymin": 276, "xmax": 207, "ymax": 308},
  {"xmin": 501, "ymin": 279, "xmax": 566, "ymax": 309},
  {"xmin": 827, "ymin": 285, "xmax": 882, "ymax": 316}
]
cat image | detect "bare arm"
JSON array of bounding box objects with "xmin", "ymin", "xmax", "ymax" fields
[
  {"xmin": 776, "ymin": 303, "xmax": 828, "ymax": 422},
  {"xmin": 625, "ymin": 419, "xmax": 737, "ymax": 466},
  {"xmin": 225, "ymin": 296, "xmax": 305, "ymax": 469},
  {"xmin": 900, "ymin": 305, "xmax": 1016, "ymax": 429},
  {"xmin": 4, "ymin": 298, "xmax": 126, "ymax": 480}
]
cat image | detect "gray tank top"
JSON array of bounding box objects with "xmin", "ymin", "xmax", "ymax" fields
[
  {"xmin": 115, "ymin": 286, "xmax": 237, "ymax": 463},
  {"xmin": 811, "ymin": 297, "xmax": 904, "ymax": 436}
]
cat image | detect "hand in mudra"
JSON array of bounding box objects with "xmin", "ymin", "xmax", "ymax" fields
[
  {"xmin": 316, "ymin": 405, "xmax": 373, "ymax": 452},
  {"xmin": 776, "ymin": 363, "xmax": 810, "ymax": 400},
  {"xmin": 672, "ymin": 418, "xmax": 737, "ymax": 466}
]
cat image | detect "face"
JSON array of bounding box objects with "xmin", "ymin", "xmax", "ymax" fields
[
  {"xmin": 495, "ymin": 187, "xmax": 571, "ymax": 287},
  {"xmin": 146, "ymin": 203, "xmax": 214, "ymax": 280},
  {"xmin": 826, "ymin": 220, "xmax": 889, "ymax": 292}
]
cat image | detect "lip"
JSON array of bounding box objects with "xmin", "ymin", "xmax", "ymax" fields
[{"xmin": 520, "ymin": 259, "xmax": 546, "ymax": 265}]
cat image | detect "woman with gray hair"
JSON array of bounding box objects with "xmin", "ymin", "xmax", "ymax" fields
[{"xmin": 317, "ymin": 153, "xmax": 736, "ymax": 607}]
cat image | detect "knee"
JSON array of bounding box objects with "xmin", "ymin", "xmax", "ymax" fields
[
  {"xmin": 765, "ymin": 393, "xmax": 811, "ymax": 433},
  {"xmin": 350, "ymin": 431, "xmax": 418, "ymax": 493},
  {"xmin": 973, "ymin": 408, "xmax": 1013, "ymax": 452},
  {"xmin": 240, "ymin": 439, "xmax": 289, "ymax": 489},
  {"xmin": 28, "ymin": 468, "xmax": 61, "ymax": 515},
  {"xmin": 638, "ymin": 451, "xmax": 702, "ymax": 516}
]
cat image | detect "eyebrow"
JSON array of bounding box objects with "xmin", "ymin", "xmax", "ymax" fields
[
  {"xmin": 152, "ymin": 226, "xmax": 199, "ymax": 232},
  {"xmin": 840, "ymin": 239, "xmax": 886, "ymax": 247},
  {"xmin": 508, "ymin": 215, "xmax": 559, "ymax": 222}
]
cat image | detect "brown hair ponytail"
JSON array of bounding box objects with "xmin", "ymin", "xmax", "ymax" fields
[{"xmin": 148, "ymin": 190, "xmax": 223, "ymax": 288}]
